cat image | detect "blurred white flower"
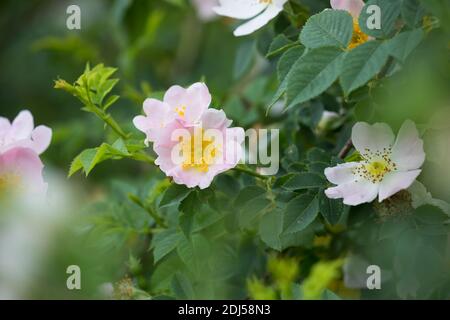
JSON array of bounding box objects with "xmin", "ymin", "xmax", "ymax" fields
[{"xmin": 192, "ymin": 0, "xmax": 218, "ymax": 21}]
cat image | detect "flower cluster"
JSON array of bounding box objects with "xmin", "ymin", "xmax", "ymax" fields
[
  {"xmin": 0, "ymin": 110, "xmax": 51, "ymax": 197},
  {"xmin": 133, "ymin": 83, "xmax": 244, "ymax": 189}
]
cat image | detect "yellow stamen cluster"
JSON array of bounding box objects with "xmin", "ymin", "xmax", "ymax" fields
[
  {"xmin": 352, "ymin": 147, "xmax": 397, "ymax": 183},
  {"xmin": 175, "ymin": 105, "xmax": 186, "ymax": 118},
  {"xmin": 349, "ymin": 19, "xmax": 369, "ymax": 49},
  {"xmin": 181, "ymin": 130, "xmax": 220, "ymax": 173}
]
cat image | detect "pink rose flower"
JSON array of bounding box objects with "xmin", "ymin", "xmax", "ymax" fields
[
  {"xmin": 134, "ymin": 83, "xmax": 244, "ymax": 189},
  {"xmin": 0, "ymin": 110, "xmax": 52, "ymax": 155},
  {"xmin": 330, "ymin": 0, "xmax": 365, "ymax": 18},
  {"xmin": 0, "ymin": 148, "xmax": 47, "ymax": 197}
]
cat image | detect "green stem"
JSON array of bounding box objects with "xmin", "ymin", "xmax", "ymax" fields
[
  {"xmin": 232, "ymin": 165, "xmax": 270, "ymax": 180},
  {"xmin": 131, "ymin": 151, "xmax": 155, "ymax": 164},
  {"xmin": 128, "ymin": 193, "xmax": 167, "ymax": 228}
]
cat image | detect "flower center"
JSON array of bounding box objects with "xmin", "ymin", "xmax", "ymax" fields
[
  {"xmin": 180, "ymin": 130, "xmax": 220, "ymax": 173},
  {"xmin": 175, "ymin": 105, "xmax": 186, "ymax": 118},
  {"xmin": 353, "ymin": 147, "xmax": 397, "ymax": 183},
  {"xmin": 0, "ymin": 173, "xmax": 22, "ymax": 195},
  {"xmin": 348, "ymin": 19, "xmax": 369, "ymax": 49}
]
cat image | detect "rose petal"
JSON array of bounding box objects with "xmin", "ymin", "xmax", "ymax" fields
[
  {"xmin": 391, "ymin": 120, "xmax": 425, "ymax": 171},
  {"xmin": 31, "ymin": 125, "xmax": 52, "ymax": 155},
  {"xmin": 214, "ymin": 0, "xmax": 268, "ymax": 19},
  {"xmin": 330, "ymin": 0, "xmax": 365, "ymax": 17},
  {"xmin": 325, "ymin": 180, "xmax": 378, "ymax": 206},
  {"xmin": 378, "ymin": 169, "xmax": 421, "ymax": 202},
  {"xmin": 351, "ymin": 122, "xmax": 395, "ymax": 154},
  {"xmin": 233, "ymin": 4, "xmax": 284, "ymax": 37},
  {"xmin": 324, "ymin": 162, "xmax": 359, "ymax": 185},
  {"xmin": 9, "ymin": 110, "xmax": 34, "ymax": 140}
]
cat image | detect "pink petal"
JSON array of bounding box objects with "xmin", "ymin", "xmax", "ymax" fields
[
  {"xmin": 378, "ymin": 169, "xmax": 421, "ymax": 202},
  {"xmin": 330, "ymin": 0, "xmax": 365, "ymax": 17},
  {"xmin": 133, "ymin": 115, "xmax": 151, "ymax": 133},
  {"xmin": 0, "ymin": 117, "xmax": 11, "ymax": 136},
  {"xmin": 0, "ymin": 148, "xmax": 47, "ymax": 195},
  {"xmin": 184, "ymin": 83, "xmax": 212, "ymax": 125},
  {"xmin": 201, "ymin": 109, "xmax": 230, "ymax": 129},
  {"xmin": 163, "ymin": 85, "xmax": 187, "ymax": 108},
  {"xmin": 391, "ymin": 120, "xmax": 425, "ymax": 171},
  {"xmin": 10, "ymin": 110, "xmax": 34, "ymax": 140},
  {"xmin": 31, "ymin": 125, "xmax": 52, "ymax": 155}
]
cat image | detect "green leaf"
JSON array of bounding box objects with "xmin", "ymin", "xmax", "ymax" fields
[
  {"xmin": 152, "ymin": 229, "xmax": 181, "ymax": 263},
  {"xmin": 239, "ymin": 195, "xmax": 272, "ymax": 229},
  {"xmin": 277, "ymin": 46, "xmax": 305, "ymax": 82},
  {"xmin": 159, "ymin": 184, "xmax": 191, "ymax": 208},
  {"xmin": 283, "ymin": 172, "xmax": 326, "ymax": 190},
  {"xmin": 267, "ymin": 46, "xmax": 305, "ymax": 111},
  {"xmin": 259, "ymin": 206, "xmax": 316, "ymax": 251},
  {"xmin": 234, "ymin": 40, "xmax": 255, "ymax": 80},
  {"xmin": 283, "ymin": 194, "xmax": 319, "ymax": 234},
  {"xmin": 234, "ymin": 186, "xmax": 266, "ymax": 207},
  {"xmin": 319, "ymin": 191, "xmax": 345, "ymax": 225},
  {"xmin": 176, "ymin": 234, "xmax": 210, "ymax": 273},
  {"xmin": 179, "ymin": 191, "xmax": 198, "ymax": 237},
  {"xmin": 300, "ymin": 10, "xmax": 353, "ymax": 49},
  {"xmin": 286, "ymin": 47, "xmax": 345, "ymax": 109},
  {"xmin": 307, "ymin": 147, "xmax": 330, "ymax": 163},
  {"xmin": 359, "ymin": 0, "xmax": 401, "ymax": 39},
  {"xmin": 171, "ymin": 272, "xmax": 195, "ymax": 299},
  {"xmin": 340, "ymin": 40, "xmax": 389, "ymax": 95},
  {"xmin": 266, "ymin": 34, "xmax": 296, "ymax": 58},
  {"xmin": 401, "ymin": 0, "xmax": 426, "ymax": 28},
  {"xmin": 387, "ymin": 29, "xmax": 424, "ymax": 63},
  {"xmin": 413, "ymin": 205, "xmax": 449, "ymax": 224}
]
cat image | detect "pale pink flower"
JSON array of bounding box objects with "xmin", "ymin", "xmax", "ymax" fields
[
  {"xmin": 192, "ymin": 0, "xmax": 218, "ymax": 21},
  {"xmin": 324, "ymin": 120, "xmax": 425, "ymax": 206},
  {"xmin": 133, "ymin": 83, "xmax": 211, "ymax": 145},
  {"xmin": 133, "ymin": 83, "xmax": 244, "ymax": 189},
  {"xmin": 0, "ymin": 148, "xmax": 47, "ymax": 197},
  {"xmin": 330, "ymin": 0, "xmax": 365, "ymax": 18},
  {"xmin": 0, "ymin": 110, "xmax": 52, "ymax": 155}
]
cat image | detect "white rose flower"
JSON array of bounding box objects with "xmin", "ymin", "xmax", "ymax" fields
[
  {"xmin": 214, "ymin": 0, "xmax": 288, "ymax": 36},
  {"xmin": 324, "ymin": 120, "xmax": 426, "ymax": 206}
]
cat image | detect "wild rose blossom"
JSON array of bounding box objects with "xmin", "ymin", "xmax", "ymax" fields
[
  {"xmin": 133, "ymin": 83, "xmax": 244, "ymax": 189},
  {"xmin": 324, "ymin": 120, "xmax": 425, "ymax": 206},
  {"xmin": 330, "ymin": 0, "xmax": 369, "ymax": 49},
  {"xmin": 214, "ymin": 0, "xmax": 288, "ymax": 37},
  {"xmin": 0, "ymin": 110, "xmax": 52, "ymax": 155},
  {"xmin": 0, "ymin": 148, "xmax": 47, "ymax": 197},
  {"xmin": 192, "ymin": 0, "xmax": 218, "ymax": 21}
]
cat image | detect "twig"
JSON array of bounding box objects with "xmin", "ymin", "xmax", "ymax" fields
[
  {"xmin": 338, "ymin": 139, "xmax": 353, "ymax": 159},
  {"xmin": 232, "ymin": 165, "xmax": 270, "ymax": 179}
]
